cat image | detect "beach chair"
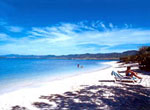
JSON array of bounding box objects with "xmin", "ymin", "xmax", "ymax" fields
[{"xmin": 111, "ymin": 71, "xmax": 141, "ymax": 83}]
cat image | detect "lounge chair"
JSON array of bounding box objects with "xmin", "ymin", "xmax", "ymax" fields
[{"xmin": 111, "ymin": 71, "xmax": 142, "ymax": 83}]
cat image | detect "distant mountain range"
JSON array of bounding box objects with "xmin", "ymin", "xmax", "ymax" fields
[{"xmin": 0, "ymin": 50, "xmax": 138, "ymax": 60}]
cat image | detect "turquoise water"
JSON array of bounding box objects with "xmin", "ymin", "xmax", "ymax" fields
[{"xmin": 0, "ymin": 59, "xmax": 112, "ymax": 93}]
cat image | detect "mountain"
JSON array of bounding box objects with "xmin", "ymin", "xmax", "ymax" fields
[{"xmin": 0, "ymin": 50, "xmax": 138, "ymax": 60}]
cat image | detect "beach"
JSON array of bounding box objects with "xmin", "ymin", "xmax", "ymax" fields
[{"xmin": 0, "ymin": 61, "xmax": 150, "ymax": 110}]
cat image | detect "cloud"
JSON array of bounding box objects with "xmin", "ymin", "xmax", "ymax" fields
[
  {"xmin": 0, "ymin": 21, "xmax": 150, "ymax": 55},
  {"xmin": 100, "ymin": 22, "xmax": 106, "ymax": 30},
  {"xmin": 0, "ymin": 19, "xmax": 7, "ymax": 26},
  {"xmin": 109, "ymin": 23, "xmax": 113, "ymax": 28},
  {"xmin": 0, "ymin": 33, "xmax": 9, "ymax": 41},
  {"xmin": 6, "ymin": 26, "xmax": 23, "ymax": 32},
  {"xmin": 0, "ymin": 19, "xmax": 23, "ymax": 33}
]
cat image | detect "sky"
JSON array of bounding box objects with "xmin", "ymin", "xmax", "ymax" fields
[{"xmin": 0, "ymin": 0, "xmax": 150, "ymax": 55}]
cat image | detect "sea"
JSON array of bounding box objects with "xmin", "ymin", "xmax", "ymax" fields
[{"xmin": 0, "ymin": 58, "xmax": 114, "ymax": 93}]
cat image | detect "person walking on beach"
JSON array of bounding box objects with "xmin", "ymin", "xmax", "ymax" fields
[{"xmin": 125, "ymin": 66, "xmax": 142, "ymax": 79}]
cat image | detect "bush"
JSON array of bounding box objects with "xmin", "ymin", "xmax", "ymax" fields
[{"xmin": 120, "ymin": 46, "xmax": 150, "ymax": 71}]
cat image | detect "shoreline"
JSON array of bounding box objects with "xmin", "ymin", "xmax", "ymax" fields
[
  {"xmin": 0, "ymin": 60, "xmax": 111, "ymax": 95},
  {"xmin": 0, "ymin": 61, "xmax": 115, "ymax": 109},
  {"xmin": 0, "ymin": 61, "xmax": 149, "ymax": 109}
]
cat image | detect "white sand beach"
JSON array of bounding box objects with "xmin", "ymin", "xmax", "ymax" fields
[{"xmin": 0, "ymin": 61, "xmax": 150, "ymax": 110}]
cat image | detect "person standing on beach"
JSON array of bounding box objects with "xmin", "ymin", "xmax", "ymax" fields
[
  {"xmin": 77, "ymin": 64, "xmax": 80, "ymax": 68},
  {"xmin": 125, "ymin": 66, "xmax": 142, "ymax": 79}
]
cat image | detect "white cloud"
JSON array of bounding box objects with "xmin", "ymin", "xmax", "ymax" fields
[
  {"xmin": 0, "ymin": 33, "xmax": 9, "ymax": 41},
  {"xmin": 124, "ymin": 24, "xmax": 129, "ymax": 28},
  {"xmin": 6, "ymin": 26, "xmax": 23, "ymax": 32},
  {"xmin": 109, "ymin": 23, "xmax": 113, "ymax": 28},
  {"xmin": 100, "ymin": 22, "xmax": 106, "ymax": 30},
  {"xmin": 0, "ymin": 22, "xmax": 150, "ymax": 55},
  {"xmin": 0, "ymin": 19, "xmax": 23, "ymax": 32},
  {"xmin": 0, "ymin": 19, "xmax": 7, "ymax": 25}
]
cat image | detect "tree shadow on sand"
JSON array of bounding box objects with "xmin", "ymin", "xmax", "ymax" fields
[{"xmin": 30, "ymin": 83, "xmax": 150, "ymax": 110}]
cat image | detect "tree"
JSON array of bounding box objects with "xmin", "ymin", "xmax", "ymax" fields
[
  {"xmin": 137, "ymin": 46, "xmax": 150, "ymax": 71},
  {"xmin": 120, "ymin": 46, "xmax": 150, "ymax": 71}
]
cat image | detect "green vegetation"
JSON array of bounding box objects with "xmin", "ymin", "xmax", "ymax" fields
[{"xmin": 120, "ymin": 46, "xmax": 150, "ymax": 71}]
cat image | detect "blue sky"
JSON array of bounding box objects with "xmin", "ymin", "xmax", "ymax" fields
[{"xmin": 0, "ymin": 0, "xmax": 150, "ymax": 55}]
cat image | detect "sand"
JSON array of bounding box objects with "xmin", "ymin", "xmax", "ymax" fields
[{"xmin": 0, "ymin": 61, "xmax": 149, "ymax": 110}]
